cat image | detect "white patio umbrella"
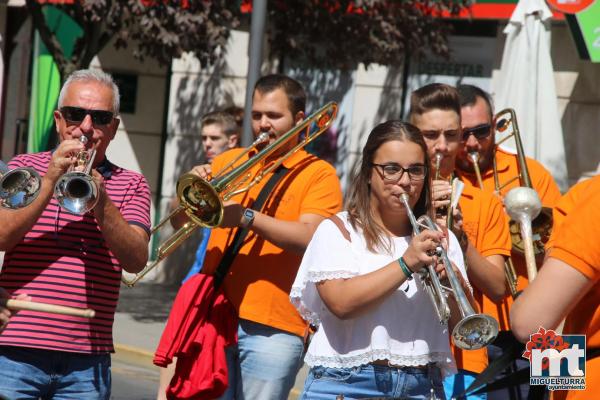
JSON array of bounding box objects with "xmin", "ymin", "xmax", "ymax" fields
[{"xmin": 493, "ymin": 0, "xmax": 567, "ymax": 189}]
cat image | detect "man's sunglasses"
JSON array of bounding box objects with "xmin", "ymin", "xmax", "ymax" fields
[
  {"xmin": 60, "ymin": 106, "xmax": 114, "ymax": 126},
  {"xmin": 461, "ymin": 124, "xmax": 492, "ymax": 142}
]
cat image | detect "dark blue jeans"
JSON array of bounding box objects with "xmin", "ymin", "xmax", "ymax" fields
[
  {"xmin": 0, "ymin": 346, "xmax": 111, "ymax": 400},
  {"xmin": 300, "ymin": 363, "xmax": 446, "ymax": 399}
]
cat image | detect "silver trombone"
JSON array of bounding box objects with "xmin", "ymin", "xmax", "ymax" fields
[
  {"xmin": 399, "ymin": 194, "xmax": 499, "ymax": 350},
  {"xmin": 0, "ymin": 161, "xmax": 41, "ymax": 209},
  {"xmin": 54, "ymin": 136, "xmax": 99, "ymax": 214}
]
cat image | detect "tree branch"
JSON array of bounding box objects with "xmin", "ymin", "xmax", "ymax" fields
[{"xmin": 25, "ymin": 0, "xmax": 68, "ymax": 78}]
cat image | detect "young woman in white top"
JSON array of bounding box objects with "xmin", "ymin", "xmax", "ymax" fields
[{"xmin": 291, "ymin": 120, "xmax": 475, "ymax": 399}]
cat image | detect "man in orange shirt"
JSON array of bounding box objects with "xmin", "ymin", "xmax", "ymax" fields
[
  {"xmin": 512, "ymin": 178, "xmax": 600, "ymax": 400},
  {"xmin": 456, "ymin": 84, "xmax": 562, "ymax": 400},
  {"xmin": 409, "ymin": 83, "xmax": 512, "ymax": 400},
  {"xmin": 159, "ymin": 74, "xmax": 343, "ymax": 400}
]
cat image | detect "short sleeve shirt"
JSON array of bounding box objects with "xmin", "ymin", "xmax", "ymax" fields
[
  {"xmin": 453, "ymin": 184, "xmax": 512, "ymax": 372},
  {"xmin": 0, "ymin": 151, "xmax": 151, "ymax": 353},
  {"xmin": 202, "ymin": 148, "xmax": 343, "ymax": 337},
  {"xmin": 548, "ymin": 182, "xmax": 600, "ymax": 400}
]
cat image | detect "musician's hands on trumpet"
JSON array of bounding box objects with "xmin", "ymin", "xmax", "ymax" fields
[{"xmin": 401, "ymin": 225, "xmax": 446, "ymax": 273}]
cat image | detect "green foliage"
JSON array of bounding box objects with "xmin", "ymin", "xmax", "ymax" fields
[
  {"xmin": 266, "ymin": 0, "xmax": 471, "ymax": 68},
  {"xmin": 25, "ymin": 0, "xmax": 239, "ymax": 79},
  {"xmin": 25, "ymin": 0, "xmax": 469, "ymax": 79}
]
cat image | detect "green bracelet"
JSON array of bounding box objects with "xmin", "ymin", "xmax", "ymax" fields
[{"xmin": 398, "ymin": 256, "xmax": 413, "ymax": 280}]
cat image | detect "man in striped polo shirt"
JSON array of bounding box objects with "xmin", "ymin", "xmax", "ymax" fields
[{"xmin": 0, "ymin": 69, "xmax": 151, "ymax": 399}]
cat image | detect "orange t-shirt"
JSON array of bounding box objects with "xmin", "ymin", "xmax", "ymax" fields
[
  {"xmin": 457, "ymin": 147, "xmax": 561, "ymax": 292},
  {"xmin": 451, "ymin": 184, "xmax": 512, "ymax": 373},
  {"xmin": 546, "ymin": 183, "xmax": 600, "ymax": 400},
  {"xmin": 546, "ymin": 175, "xmax": 600, "ymax": 251},
  {"xmin": 203, "ymin": 148, "xmax": 343, "ymax": 338}
]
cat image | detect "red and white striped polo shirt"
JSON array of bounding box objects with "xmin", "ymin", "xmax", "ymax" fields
[{"xmin": 0, "ymin": 151, "xmax": 151, "ymax": 354}]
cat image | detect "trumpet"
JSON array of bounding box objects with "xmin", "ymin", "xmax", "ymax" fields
[
  {"xmin": 400, "ymin": 194, "xmax": 499, "ymax": 350},
  {"xmin": 54, "ymin": 136, "xmax": 99, "ymax": 214},
  {"xmin": 0, "ymin": 160, "xmax": 41, "ymax": 209},
  {"xmin": 122, "ymin": 102, "xmax": 338, "ymax": 287},
  {"xmin": 468, "ymin": 152, "xmax": 484, "ymax": 190},
  {"xmin": 432, "ymin": 152, "xmax": 459, "ymax": 229},
  {"xmin": 433, "ymin": 152, "xmax": 443, "ymax": 181}
]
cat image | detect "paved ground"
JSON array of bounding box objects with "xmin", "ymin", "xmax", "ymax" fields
[{"xmin": 113, "ymin": 282, "xmax": 307, "ymax": 399}]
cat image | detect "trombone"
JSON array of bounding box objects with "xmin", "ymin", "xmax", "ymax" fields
[
  {"xmin": 400, "ymin": 194, "xmax": 499, "ymax": 350},
  {"xmin": 469, "ymin": 108, "xmax": 552, "ymax": 292},
  {"xmin": 122, "ymin": 101, "xmax": 339, "ymax": 287},
  {"xmin": 0, "ymin": 161, "xmax": 41, "ymax": 209},
  {"xmin": 54, "ymin": 136, "xmax": 99, "ymax": 214},
  {"xmin": 468, "ymin": 150, "xmax": 520, "ymax": 297}
]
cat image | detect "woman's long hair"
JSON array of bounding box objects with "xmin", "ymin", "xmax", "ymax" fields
[{"xmin": 346, "ymin": 120, "xmax": 432, "ymax": 253}]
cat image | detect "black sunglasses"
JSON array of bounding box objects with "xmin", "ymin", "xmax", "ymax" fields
[
  {"xmin": 60, "ymin": 106, "xmax": 114, "ymax": 126},
  {"xmin": 462, "ymin": 124, "xmax": 492, "ymax": 142}
]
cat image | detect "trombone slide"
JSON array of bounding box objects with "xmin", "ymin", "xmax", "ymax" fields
[{"xmin": 515, "ymin": 216, "xmax": 538, "ymax": 282}]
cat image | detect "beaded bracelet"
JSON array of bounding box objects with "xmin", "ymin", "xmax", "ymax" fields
[{"xmin": 397, "ymin": 257, "xmax": 413, "ymax": 280}]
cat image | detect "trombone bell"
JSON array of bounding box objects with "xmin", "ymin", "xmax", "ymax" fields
[{"xmin": 176, "ymin": 173, "xmax": 223, "ymax": 228}]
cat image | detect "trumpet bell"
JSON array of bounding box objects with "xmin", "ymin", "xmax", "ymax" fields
[
  {"xmin": 0, "ymin": 167, "xmax": 41, "ymax": 209},
  {"xmin": 176, "ymin": 173, "xmax": 223, "ymax": 228},
  {"xmin": 452, "ymin": 313, "xmax": 499, "ymax": 350},
  {"xmin": 54, "ymin": 172, "xmax": 99, "ymax": 214}
]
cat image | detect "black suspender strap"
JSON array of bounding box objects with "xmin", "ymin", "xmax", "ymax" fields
[{"xmin": 213, "ymin": 166, "xmax": 289, "ymax": 289}]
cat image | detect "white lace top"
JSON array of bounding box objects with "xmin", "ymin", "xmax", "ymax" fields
[{"xmin": 290, "ymin": 211, "xmax": 469, "ymax": 377}]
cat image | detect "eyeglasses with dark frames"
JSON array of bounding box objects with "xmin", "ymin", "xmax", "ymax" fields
[
  {"xmin": 461, "ymin": 124, "xmax": 492, "ymax": 142},
  {"xmin": 60, "ymin": 106, "xmax": 114, "ymax": 126},
  {"xmin": 372, "ymin": 163, "xmax": 427, "ymax": 182}
]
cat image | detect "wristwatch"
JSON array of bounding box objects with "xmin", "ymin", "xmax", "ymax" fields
[{"xmin": 240, "ymin": 208, "xmax": 255, "ymax": 228}]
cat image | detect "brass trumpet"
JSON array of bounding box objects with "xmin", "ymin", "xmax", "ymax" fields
[
  {"xmin": 0, "ymin": 161, "xmax": 41, "ymax": 209},
  {"xmin": 432, "ymin": 152, "xmax": 450, "ymax": 227},
  {"xmin": 432, "ymin": 152, "xmax": 460, "ymax": 229},
  {"xmin": 54, "ymin": 136, "xmax": 99, "ymax": 214},
  {"xmin": 400, "ymin": 194, "xmax": 499, "ymax": 350},
  {"xmin": 122, "ymin": 101, "xmax": 338, "ymax": 287},
  {"xmin": 468, "ymin": 152, "xmax": 484, "ymax": 190}
]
